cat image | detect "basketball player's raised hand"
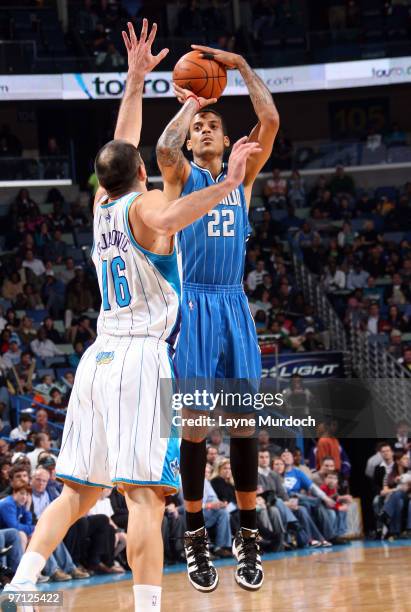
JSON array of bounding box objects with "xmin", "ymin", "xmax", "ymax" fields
[
  {"xmin": 191, "ymin": 45, "xmax": 243, "ymax": 70},
  {"xmin": 173, "ymin": 83, "xmax": 217, "ymax": 109},
  {"xmin": 122, "ymin": 19, "xmax": 169, "ymax": 79},
  {"xmin": 226, "ymin": 137, "xmax": 262, "ymax": 188}
]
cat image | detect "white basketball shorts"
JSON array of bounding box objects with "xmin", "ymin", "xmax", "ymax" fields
[{"xmin": 56, "ymin": 335, "xmax": 180, "ymax": 493}]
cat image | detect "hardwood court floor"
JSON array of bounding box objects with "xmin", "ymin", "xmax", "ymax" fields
[{"xmin": 46, "ymin": 541, "xmax": 411, "ymax": 612}]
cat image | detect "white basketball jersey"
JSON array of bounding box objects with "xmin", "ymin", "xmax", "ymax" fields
[{"xmin": 92, "ymin": 191, "xmax": 182, "ymax": 345}]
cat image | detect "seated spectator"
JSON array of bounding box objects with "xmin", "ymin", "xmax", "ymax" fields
[
  {"xmin": 15, "ymin": 283, "xmax": 44, "ymax": 311},
  {"xmin": 34, "ymin": 374, "xmax": 55, "ymax": 403},
  {"xmin": 69, "ymin": 341, "xmax": 84, "ymax": 369},
  {"xmin": 0, "ymin": 464, "xmax": 30, "ymax": 500},
  {"xmin": 42, "ymin": 316, "xmax": 62, "ymax": 344},
  {"xmin": 60, "ymin": 371, "xmax": 74, "ymax": 402},
  {"xmin": 206, "ymin": 446, "xmax": 220, "ymax": 470},
  {"xmin": 398, "ymin": 346, "xmax": 411, "ymax": 371},
  {"xmin": 288, "ymin": 170, "xmax": 306, "ymax": 208},
  {"xmin": 69, "ymin": 316, "xmax": 96, "ymax": 347},
  {"xmin": 18, "ymin": 317, "xmax": 37, "ymax": 347},
  {"xmin": 42, "ymin": 272, "xmax": 66, "ymax": 318},
  {"xmin": 48, "ymin": 388, "xmax": 68, "ymax": 422},
  {"xmin": 0, "ymin": 484, "xmax": 33, "ymax": 551},
  {"xmin": 282, "ymin": 375, "xmax": 315, "ymax": 414},
  {"xmin": 163, "ymin": 491, "xmax": 185, "ymax": 565},
  {"xmin": 0, "ymin": 439, "xmax": 10, "ymax": 463},
  {"xmin": 2, "ymin": 341, "xmax": 22, "ymax": 369},
  {"xmin": 365, "ymin": 126, "xmax": 383, "ymax": 151},
  {"xmin": 0, "ymin": 527, "xmax": 23, "ymax": 573},
  {"xmin": 293, "ymin": 449, "xmax": 313, "ymax": 478},
  {"xmin": 295, "ymin": 222, "xmax": 320, "ymax": 251},
  {"xmin": 381, "ymin": 452, "xmax": 411, "ymax": 538},
  {"xmin": 346, "ymin": 262, "xmax": 369, "ymax": 290},
  {"xmin": 263, "ymin": 168, "xmax": 287, "ymax": 208},
  {"xmin": 389, "ymin": 421, "xmax": 410, "ymax": 453},
  {"xmin": 2, "ymin": 273, "xmax": 24, "ymax": 303},
  {"xmin": 372, "ymin": 442, "xmax": 395, "ymax": 530},
  {"xmin": 323, "ymin": 260, "xmax": 346, "ymax": 292},
  {"xmin": 254, "ymin": 310, "xmax": 268, "ymax": 334},
  {"xmin": 57, "ymin": 257, "xmax": 76, "ymax": 285},
  {"xmin": 362, "ymin": 301, "xmax": 384, "ymax": 335},
  {"xmin": 211, "ymin": 459, "xmax": 239, "ymax": 534},
  {"xmin": 382, "ymin": 305, "xmax": 409, "ymax": 334},
  {"xmin": 328, "ymin": 165, "xmax": 355, "ymax": 197},
  {"xmin": 258, "ymin": 430, "xmax": 282, "ymax": 456},
  {"xmin": 26, "ymin": 433, "xmax": 52, "ymax": 470},
  {"xmin": 31, "ymin": 468, "xmax": 89, "ymax": 581},
  {"xmin": 363, "ymin": 276, "xmax": 384, "ymax": 304},
  {"xmin": 0, "ymin": 458, "xmax": 11, "ymax": 493},
  {"xmin": 6, "ymin": 350, "xmax": 36, "ymax": 396},
  {"xmin": 201, "ymin": 463, "xmax": 232, "ymax": 557},
  {"xmin": 22, "ymin": 249, "xmax": 46, "ymax": 280},
  {"xmin": 384, "ymin": 273, "xmax": 411, "ymax": 307},
  {"xmin": 66, "ymin": 271, "xmax": 94, "ymax": 320},
  {"xmin": 207, "ymin": 428, "xmax": 229, "ymax": 457},
  {"xmin": 337, "ymin": 221, "xmax": 356, "ymax": 249},
  {"xmin": 30, "ymin": 329, "xmax": 62, "ymax": 361},
  {"xmin": 246, "ymin": 260, "xmax": 267, "ymax": 293},
  {"xmin": 10, "ymin": 414, "xmax": 33, "ymax": 442},
  {"xmin": 96, "ymin": 42, "xmax": 126, "ymax": 69},
  {"xmin": 31, "ymin": 409, "xmax": 60, "ymax": 442},
  {"xmin": 319, "ymin": 471, "xmax": 351, "ymax": 542}
]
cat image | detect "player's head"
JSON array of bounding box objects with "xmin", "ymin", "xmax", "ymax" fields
[
  {"xmin": 187, "ymin": 109, "xmax": 229, "ymax": 159},
  {"xmin": 95, "ymin": 139, "xmax": 147, "ymax": 198}
]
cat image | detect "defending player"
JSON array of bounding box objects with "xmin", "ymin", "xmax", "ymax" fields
[
  {"xmin": 156, "ymin": 47, "xmax": 279, "ymax": 592},
  {"xmin": 3, "ymin": 23, "xmax": 261, "ymax": 612}
]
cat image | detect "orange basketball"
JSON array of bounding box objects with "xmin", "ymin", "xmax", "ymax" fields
[{"xmin": 172, "ymin": 50, "xmax": 227, "ymax": 100}]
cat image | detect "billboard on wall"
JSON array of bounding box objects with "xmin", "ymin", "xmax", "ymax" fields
[
  {"xmin": 261, "ymin": 351, "xmax": 346, "ymax": 379},
  {"xmin": 1, "ymin": 56, "xmax": 411, "ymax": 101}
]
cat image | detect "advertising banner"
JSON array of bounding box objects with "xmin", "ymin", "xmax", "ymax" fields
[
  {"xmin": 261, "ymin": 351, "xmax": 346, "ymax": 379},
  {"xmin": 1, "ymin": 56, "xmax": 411, "ymax": 101}
]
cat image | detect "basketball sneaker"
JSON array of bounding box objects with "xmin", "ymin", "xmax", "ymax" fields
[
  {"xmin": 184, "ymin": 527, "xmax": 219, "ymax": 592},
  {"xmin": 232, "ymin": 528, "xmax": 264, "ymax": 591}
]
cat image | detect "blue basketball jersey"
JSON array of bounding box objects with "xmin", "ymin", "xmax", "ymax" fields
[{"xmin": 178, "ymin": 162, "xmax": 251, "ymax": 285}]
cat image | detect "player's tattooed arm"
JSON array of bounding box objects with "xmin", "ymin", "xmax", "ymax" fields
[{"xmin": 191, "ymin": 45, "xmax": 279, "ymax": 199}]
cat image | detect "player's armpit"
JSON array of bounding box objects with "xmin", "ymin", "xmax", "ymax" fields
[{"xmin": 243, "ymin": 119, "xmax": 279, "ymax": 197}]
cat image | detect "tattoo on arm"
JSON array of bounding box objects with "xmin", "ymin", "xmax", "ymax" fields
[
  {"xmin": 239, "ymin": 61, "xmax": 278, "ymax": 119},
  {"xmin": 156, "ymin": 99, "xmax": 198, "ymax": 168}
]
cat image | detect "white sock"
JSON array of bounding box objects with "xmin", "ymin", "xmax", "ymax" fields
[
  {"xmin": 133, "ymin": 585, "xmax": 162, "ymax": 611},
  {"xmin": 12, "ymin": 552, "xmax": 46, "ymax": 585}
]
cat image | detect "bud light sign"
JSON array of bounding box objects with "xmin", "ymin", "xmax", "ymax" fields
[{"xmin": 262, "ymin": 352, "xmax": 346, "ymax": 379}]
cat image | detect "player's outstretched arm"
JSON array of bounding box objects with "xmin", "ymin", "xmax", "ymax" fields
[
  {"xmin": 94, "ymin": 19, "xmax": 168, "ymax": 209},
  {"xmin": 139, "ymin": 138, "xmax": 262, "ymax": 235},
  {"xmin": 156, "ymin": 87, "xmax": 216, "ymax": 198},
  {"xmin": 114, "ymin": 19, "xmax": 169, "ymax": 147},
  {"xmin": 192, "ymin": 45, "xmax": 280, "ymax": 201}
]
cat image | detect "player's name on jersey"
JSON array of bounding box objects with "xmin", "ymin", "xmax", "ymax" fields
[
  {"xmin": 220, "ymin": 188, "xmax": 241, "ymax": 207},
  {"xmin": 96, "ymin": 230, "xmax": 130, "ymax": 256},
  {"xmin": 171, "ymin": 414, "xmax": 316, "ymax": 429}
]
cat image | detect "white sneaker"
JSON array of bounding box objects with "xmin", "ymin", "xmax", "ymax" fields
[{"xmin": 1, "ymin": 581, "xmax": 38, "ymax": 612}]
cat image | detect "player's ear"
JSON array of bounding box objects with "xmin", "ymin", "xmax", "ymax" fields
[
  {"xmin": 186, "ymin": 138, "xmax": 193, "ymax": 152},
  {"xmin": 224, "ymin": 135, "xmax": 230, "ymax": 148},
  {"xmin": 137, "ymin": 161, "xmax": 147, "ymax": 182}
]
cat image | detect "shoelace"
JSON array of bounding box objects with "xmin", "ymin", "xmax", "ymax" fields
[
  {"xmin": 239, "ymin": 535, "xmax": 260, "ymax": 569},
  {"xmin": 187, "ymin": 534, "xmax": 212, "ymax": 574}
]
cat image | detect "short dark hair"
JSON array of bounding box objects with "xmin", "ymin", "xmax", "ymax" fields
[
  {"xmin": 190, "ymin": 108, "xmax": 228, "ymax": 136},
  {"xmin": 95, "ymin": 139, "xmax": 142, "ymax": 197}
]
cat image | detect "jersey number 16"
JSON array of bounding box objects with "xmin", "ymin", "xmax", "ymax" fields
[{"xmin": 102, "ymin": 256, "xmax": 131, "ymax": 310}]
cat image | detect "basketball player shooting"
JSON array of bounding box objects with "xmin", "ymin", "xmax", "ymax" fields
[
  {"xmin": 3, "ymin": 23, "xmax": 261, "ymax": 612},
  {"xmin": 156, "ymin": 47, "xmax": 280, "ymax": 592}
]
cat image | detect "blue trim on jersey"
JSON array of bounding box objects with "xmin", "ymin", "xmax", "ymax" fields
[
  {"xmin": 112, "ymin": 477, "xmax": 178, "ymax": 492},
  {"xmin": 56, "ymin": 473, "xmax": 112, "ymax": 489},
  {"xmin": 100, "ymin": 200, "xmax": 119, "ymax": 209}
]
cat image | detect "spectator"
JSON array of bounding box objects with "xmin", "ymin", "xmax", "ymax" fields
[
  {"xmin": 293, "ymin": 449, "xmax": 313, "ymax": 479},
  {"xmin": 68, "ymin": 341, "xmax": 84, "ymax": 369},
  {"xmin": 2, "ymin": 273, "xmax": 24, "ymax": 303},
  {"xmin": 18, "ymin": 317, "xmax": 37, "ymax": 347},
  {"xmin": 57, "ymin": 257, "xmax": 76, "ymax": 285},
  {"xmin": 319, "ymin": 471, "xmax": 351, "ymax": 542},
  {"xmin": 372, "ymin": 443, "xmax": 395, "ymax": 526},
  {"xmin": 22, "ymin": 249, "xmax": 46, "ymax": 279},
  {"xmin": 329, "ymin": 165, "xmax": 355, "ymax": 197},
  {"xmin": 0, "ymin": 527, "xmax": 23, "ymax": 573},
  {"xmin": 163, "ymin": 491, "xmax": 185, "ymax": 565},
  {"xmin": 26, "ymin": 434, "xmax": 52, "ymax": 470},
  {"xmin": 10, "ymin": 414, "xmax": 33, "ymax": 442},
  {"xmin": 398, "ymin": 346, "xmax": 411, "ymax": 371},
  {"xmin": 15, "ymin": 283, "xmax": 44, "ymax": 311},
  {"xmin": 365, "ymin": 126, "xmax": 383, "ymax": 151},
  {"xmin": 207, "ymin": 429, "xmax": 229, "ymax": 457},
  {"xmin": 2, "ymin": 341, "xmax": 22, "ymax": 369},
  {"xmin": 0, "ymin": 485, "xmax": 33, "ymax": 551},
  {"xmin": 363, "ymin": 302, "xmax": 384, "ymax": 335},
  {"xmin": 337, "ymin": 221, "xmax": 356, "ymax": 249},
  {"xmin": 206, "ymin": 446, "xmax": 219, "ymax": 469},
  {"xmin": 201, "ymin": 464, "xmax": 232, "ymax": 557},
  {"xmin": 211, "ymin": 459, "xmax": 239, "ymax": 534},
  {"xmin": 282, "ymin": 375, "xmax": 315, "ymax": 414},
  {"xmin": 270, "ymin": 131, "xmax": 293, "ymax": 170},
  {"xmin": 382, "ymin": 305, "xmax": 409, "ymax": 334},
  {"xmin": 31, "ymin": 468, "xmax": 89, "ymax": 581},
  {"xmin": 0, "ymin": 459, "xmax": 11, "ymax": 493},
  {"xmin": 66, "ymin": 271, "xmax": 94, "ymax": 318},
  {"xmin": 42, "ymin": 317, "xmax": 62, "ymax": 345},
  {"xmin": 295, "ymin": 222, "xmax": 320, "ymax": 250},
  {"xmin": 346, "ymin": 262, "xmax": 369, "ymax": 290},
  {"xmin": 384, "ymin": 273, "xmax": 411, "ymax": 307},
  {"xmin": 69, "ymin": 316, "xmax": 96, "ymax": 347},
  {"xmin": 96, "ymin": 42, "xmax": 126, "ymax": 69},
  {"xmin": 263, "ymin": 168, "xmax": 287, "ymax": 208},
  {"xmin": 323, "ymin": 260, "xmax": 346, "ymax": 292},
  {"xmin": 31, "ymin": 408, "xmax": 59, "ymax": 442},
  {"xmin": 288, "ymin": 170, "xmax": 306, "ymax": 208},
  {"xmin": 258, "ymin": 430, "xmax": 282, "ymax": 456},
  {"xmin": 0, "ymin": 465, "xmax": 30, "ymax": 500},
  {"xmin": 246, "ymin": 260, "xmax": 267, "ymax": 293},
  {"xmin": 42, "ymin": 272, "xmax": 66, "ymax": 318},
  {"xmin": 385, "ymin": 122, "xmax": 407, "ymax": 147},
  {"xmin": 30, "ymin": 329, "xmax": 62, "ymax": 361}
]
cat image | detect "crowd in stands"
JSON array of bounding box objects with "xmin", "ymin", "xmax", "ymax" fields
[{"xmin": 245, "ymin": 164, "xmax": 411, "ymax": 365}]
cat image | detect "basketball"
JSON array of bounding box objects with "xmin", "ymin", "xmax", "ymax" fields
[{"xmin": 173, "ymin": 50, "xmax": 227, "ymax": 99}]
